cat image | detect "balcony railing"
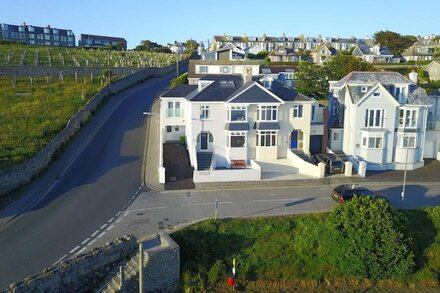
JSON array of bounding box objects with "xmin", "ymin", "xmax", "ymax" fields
[{"xmin": 166, "ymin": 108, "xmax": 183, "ymax": 118}]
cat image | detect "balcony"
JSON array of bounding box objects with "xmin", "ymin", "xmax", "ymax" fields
[{"xmin": 166, "ymin": 108, "xmax": 183, "ymax": 118}]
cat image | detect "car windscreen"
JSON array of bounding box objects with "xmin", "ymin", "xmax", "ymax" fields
[{"xmin": 331, "ymin": 161, "xmax": 343, "ymax": 167}]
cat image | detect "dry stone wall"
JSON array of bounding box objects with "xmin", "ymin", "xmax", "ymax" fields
[
  {"xmin": 0, "ymin": 65, "xmax": 139, "ymax": 77},
  {"xmin": 0, "ymin": 60, "xmax": 188, "ymax": 197}
]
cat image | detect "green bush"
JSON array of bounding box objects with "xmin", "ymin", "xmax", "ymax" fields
[
  {"xmin": 169, "ymin": 72, "xmax": 188, "ymax": 88},
  {"xmin": 330, "ymin": 196, "xmax": 415, "ymax": 280}
]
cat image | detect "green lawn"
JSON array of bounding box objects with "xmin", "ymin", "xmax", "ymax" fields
[
  {"xmin": 0, "ymin": 44, "xmax": 181, "ymax": 68},
  {"xmin": 172, "ymin": 208, "xmax": 440, "ymax": 292},
  {"xmin": 0, "ymin": 76, "xmax": 106, "ymax": 170}
]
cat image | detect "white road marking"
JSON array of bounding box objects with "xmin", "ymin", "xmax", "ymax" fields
[
  {"xmin": 88, "ymin": 239, "xmax": 97, "ymax": 246},
  {"xmin": 181, "ymin": 201, "xmax": 232, "ymax": 207},
  {"xmin": 116, "ymin": 211, "xmax": 122, "ymax": 217},
  {"xmin": 53, "ymin": 254, "xmax": 67, "ymax": 266},
  {"xmin": 138, "ymin": 187, "xmax": 142, "ymax": 192},
  {"xmin": 81, "ymin": 238, "xmax": 90, "ymax": 245},
  {"xmin": 100, "ymin": 224, "xmax": 108, "ymax": 230},
  {"xmin": 69, "ymin": 246, "xmax": 80, "ymax": 254},
  {"xmin": 91, "ymin": 230, "xmax": 100, "ymax": 237},
  {"xmin": 131, "ymin": 195, "xmax": 136, "ymax": 200},
  {"xmin": 116, "ymin": 218, "xmax": 123, "ymax": 223},
  {"xmin": 106, "ymin": 224, "xmax": 115, "ymax": 231},
  {"xmin": 75, "ymin": 247, "xmax": 87, "ymax": 255},
  {"xmin": 108, "ymin": 217, "xmax": 115, "ymax": 223},
  {"xmin": 97, "ymin": 232, "xmax": 106, "ymax": 238},
  {"xmin": 253, "ymin": 198, "xmax": 306, "ymax": 202},
  {"xmin": 125, "ymin": 206, "xmax": 168, "ymax": 213},
  {"xmin": 123, "ymin": 212, "xmax": 129, "ymax": 217}
]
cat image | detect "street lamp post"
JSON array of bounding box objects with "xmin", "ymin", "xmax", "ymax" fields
[
  {"xmin": 107, "ymin": 48, "xmax": 111, "ymax": 95},
  {"xmin": 176, "ymin": 44, "xmax": 179, "ymax": 78},
  {"xmin": 401, "ymin": 136, "xmax": 410, "ymax": 202}
]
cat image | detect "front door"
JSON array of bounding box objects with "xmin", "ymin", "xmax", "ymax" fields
[
  {"xmin": 201, "ymin": 133, "xmax": 208, "ymax": 150},
  {"xmin": 290, "ymin": 130, "xmax": 298, "ymax": 149}
]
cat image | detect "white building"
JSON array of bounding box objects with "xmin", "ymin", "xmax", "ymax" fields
[
  {"xmin": 328, "ymin": 71, "xmax": 431, "ymax": 170},
  {"xmin": 160, "ymin": 72, "xmax": 326, "ymax": 183}
]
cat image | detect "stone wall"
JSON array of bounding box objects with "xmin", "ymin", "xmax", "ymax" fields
[
  {"xmin": 5, "ymin": 235, "xmax": 137, "ymax": 293},
  {"xmin": 0, "ymin": 60, "xmax": 188, "ymax": 197},
  {"xmin": 0, "ymin": 65, "xmax": 141, "ymax": 77}
]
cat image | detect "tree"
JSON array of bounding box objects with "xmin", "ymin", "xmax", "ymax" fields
[
  {"xmin": 373, "ymin": 31, "xmax": 417, "ymax": 55},
  {"xmin": 184, "ymin": 39, "xmax": 198, "ymax": 54},
  {"xmin": 330, "ymin": 197, "xmax": 414, "ymax": 281},
  {"xmin": 327, "ymin": 55, "xmax": 375, "ymax": 80},
  {"xmin": 295, "ymin": 62, "xmax": 329, "ymax": 100}
]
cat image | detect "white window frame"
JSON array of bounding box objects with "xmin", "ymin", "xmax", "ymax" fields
[
  {"xmin": 197, "ymin": 65, "xmax": 208, "ymax": 74},
  {"xmin": 373, "ymin": 92, "xmax": 381, "ymax": 97},
  {"xmin": 361, "ymin": 86, "xmax": 368, "ymax": 93},
  {"xmin": 397, "ymin": 133, "xmax": 417, "ymax": 148},
  {"xmin": 256, "ymin": 131, "xmax": 277, "ymax": 147},
  {"xmin": 220, "ymin": 66, "xmax": 231, "ymax": 74},
  {"xmin": 333, "ymin": 89, "xmax": 339, "ymax": 97},
  {"xmin": 361, "ymin": 133, "xmax": 384, "ymax": 149},
  {"xmin": 257, "ymin": 106, "xmax": 278, "ymax": 121},
  {"xmin": 293, "ymin": 105, "xmax": 304, "ymax": 118},
  {"xmin": 333, "ymin": 132, "xmax": 341, "ymax": 142},
  {"xmin": 399, "ymin": 109, "xmax": 417, "ymax": 128},
  {"xmin": 167, "ymin": 101, "xmax": 181, "ymax": 117},
  {"xmin": 228, "ymin": 132, "xmax": 246, "ymax": 148},
  {"xmin": 228, "ymin": 106, "xmax": 247, "ymax": 122},
  {"xmin": 200, "ymin": 105, "xmax": 211, "ymax": 120},
  {"xmin": 365, "ymin": 109, "xmax": 384, "ymax": 128}
]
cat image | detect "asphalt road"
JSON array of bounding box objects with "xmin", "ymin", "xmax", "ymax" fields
[{"xmin": 0, "ymin": 68, "xmax": 184, "ymax": 288}]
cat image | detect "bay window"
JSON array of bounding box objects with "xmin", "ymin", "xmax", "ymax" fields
[
  {"xmin": 228, "ymin": 132, "xmax": 246, "ymax": 148},
  {"xmin": 361, "ymin": 133, "xmax": 383, "ymax": 149},
  {"xmin": 399, "ymin": 109, "xmax": 417, "ymax": 128},
  {"xmin": 229, "ymin": 106, "xmax": 247, "ymax": 122},
  {"xmin": 397, "ymin": 134, "xmax": 416, "ymax": 148},
  {"xmin": 256, "ymin": 131, "xmax": 277, "ymax": 147}
]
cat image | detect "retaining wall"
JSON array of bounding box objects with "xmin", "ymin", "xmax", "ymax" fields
[
  {"xmin": 0, "ymin": 60, "xmax": 188, "ymax": 197},
  {"xmin": 5, "ymin": 235, "xmax": 137, "ymax": 293},
  {"xmin": 0, "ymin": 65, "xmax": 140, "ymax": 77}
]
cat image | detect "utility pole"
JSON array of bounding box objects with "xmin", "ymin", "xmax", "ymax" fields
[
  {"xmin": 108, "ymin": 48, "xmax": 111, "ymax": 95},
  {"xmin": 138, "ymin": 242, "xmax": 144, "ymax": 293},
  {"xmin": 214, "ymin": 199, "xmax": 219, "ymax": 220},
  {"xmin": 176, "ymin": 44, "xmax": 179, "ymax": 78},
  {"xmin": 401, "ymin": 136, "xmax": 410, "ymax": 202}
]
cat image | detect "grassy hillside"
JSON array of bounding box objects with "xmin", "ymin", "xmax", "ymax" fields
[
  {"xmin": 0, "ymin": 76, "xmax": 106, "ymax": 170},
  {"xmin": 0, "ymin": 44, "xmax": 180, "ymax": 68}
]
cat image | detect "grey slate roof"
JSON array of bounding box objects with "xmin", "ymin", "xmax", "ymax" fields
[
  {"xmin": 224, "ymin": 122, "xmax": 250, "ymax": 131},
  {"xmin": 268, "ymin": 80, "xmax": 311, "ymax": 102},
  {"xmin": 161, "ymin": 85, "xmax": 197, "ymax": 98},
  {"xmin": 191, "ymin": 75, "xmax": 243, "ymax": 102},
  {"xmin": 259, "ymin": 65, "xmax": 298, "ymax": 74},
  {"xmin": 228, "ymin": 83, "xmax": 281, "ymax": 103},
  {"xmin": 253, "ymin": 122, "xmax": 280, "ymax": 130}
]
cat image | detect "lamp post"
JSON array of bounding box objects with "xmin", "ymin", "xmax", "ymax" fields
[
  {"xmin": 401, "ymin": 136, "xmax": 410, "ymax": 202},
  {"xmin": 107, "ymin": 48, "xmax": 111, "ymax": 95},
  {"xmin": 176, "ymin": 43, "xmax": 179, "ymax": 78}
]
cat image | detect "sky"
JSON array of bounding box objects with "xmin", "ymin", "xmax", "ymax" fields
[{"xmin": 2, "ymin": 0, "xmax": 439, "ymax": 49}]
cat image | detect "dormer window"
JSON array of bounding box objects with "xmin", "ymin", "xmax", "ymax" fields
[
  {"xmin": 220, "ymin": 80, "xmax": 235, "ymax": 88},
  {"xmin": 263, "ymin": 79, "xmax": 272, "ymax": 89},
  {"xmin": 361, "ymin": 86, "xmax": 368, "ymax": 93}
]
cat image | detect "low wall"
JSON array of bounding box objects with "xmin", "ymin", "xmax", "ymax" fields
[
  {"xmin": 6, "ymin": 235, "xmax": 137, "ymax": 293},
  {"xmin": 0, "ymin": 60, "xmax": 188, "ymax": 197},
  {"xmin": 0, "ymin": 65, "xmax": 140, "ymax": 77},
  {"xmin": 193, "ymin": 167, "xmax": 261, "ymax": 183},
  {"xmin": 287, "ymin": 149, "xmax": 324, "ymax": 178}
]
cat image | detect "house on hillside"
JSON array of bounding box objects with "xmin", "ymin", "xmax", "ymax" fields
[
  {"xmin": 310, "ymin": 44, "xmax": 337, "ymax": 64},
  {"xmin": 425, "ymin": 60, "xmax": 440, "ymax": 81},
  {"xmin": 267, "ymin": 46, "xmax": 301, "ymax": 63},
  {"xmin": 201, "ymin": 44, "xmax": 246, "ymax": 61},
  {"xmin": 352, "ymin": 44, "xmax": 394, "ymax": 63},
  {"xmin": 259, "ymin": 65, "xmax": 298, "ymax": 88},
  {"xmin": 159, "ymin": 72, "xmax": 326, "ymax": 183},
  {"xmin": 327, "ymin": 71, "xmax": 431, "ymax": 170}
]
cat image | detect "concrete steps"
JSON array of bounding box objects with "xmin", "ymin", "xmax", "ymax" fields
[{"xmin": 197, "ymin": 152, "xmax": 212, "ymax": 170}]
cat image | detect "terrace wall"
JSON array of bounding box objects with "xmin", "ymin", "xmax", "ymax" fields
[
  {"xmin": 0, "ymin": 60, "xmax": 188, "ymax": 197},
  {"xmin": 0, "ymin": 65, "xmax": 140, "ymax": 77}
]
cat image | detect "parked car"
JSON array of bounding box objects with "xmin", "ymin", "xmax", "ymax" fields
[
  {"xmin": 331, "ymin": 184, "xmax": 389, "ymax": 203},
  {"xmin": 314, "ymin": 153, "xmax": 344, "ymax": 174}
]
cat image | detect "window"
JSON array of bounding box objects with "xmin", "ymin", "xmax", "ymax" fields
[
  {"xmin": 18, "ymin": 26, "xmax": 25, "ymax": 32},
  {"xmin": 219, "ymin": 80, "xmax": 235, "ymax": 88},
  {"xmin": 333, "ymin": 132, "xmax": 341, "ymax": 141},
  {"xmin": 293, "ymin": 105, "xmax": 303, "ymax": 118},
  {"xmin": 220, "ymin": 66, "xmax": 231, "ymax": 73},
  {"xmin": 45, "ymin": 35, "xmax": 50, "ymax": 40},
  {"xmin": 167, "ymin": 101, "xmax": 181, "ymax": 117},
  {"xmin": 361, "ymin": 133, "xmax": 383, "ymax": 149},
  {"xmin": 28, "ymin": 26, "xmax": 34, "ymax": 32},
  {"xmin": 53, "ymin": 29, "xmax": 59, "ymax": 35},
  {"xmin": 228, "ymin": 132, "xmax": 246, "ymax": 148},
  {"xmin": 44, "ymin": 28, "xmax": 50, "ymax": 34},
  {"xmin": 361, "ymin": 86, "xmax": 368, "ymax": 93},
  {"xmin": 45, "ymin": 41, "xmax": 51, "ymax": 46},
  {"xmin": 373, "ymin": 92, "xmax": 380, "ymax": 97},
  {"xmin": 399, "ymin": 109, "xmax": 417, "ymax": 128},
  {"xmin": 29, "ymin": 40, "xmax": 35, "ymax": 45},
  {"xmin": 364, "ymin": 109, "xmax": 384, "ymax": 128},
  {"xmin": 333, "ymin": 89, "xmax": 339, "ymax": 97},
  {"xmin": 29, "ymin": 34, "xmax": 35, "ymax": 39},
  {"xmin": 263, "ymin": 79, "xmax": 272, "ymax": 89},
  {"xmin": 1, "ymin": 24, "xmax": 8, "ymax": 30},
  {"xmin": 197, "ymin": 65, "xmax": 207, "ymax": 74},
  {"xmin": 166, "ymin": 126, "xmax": 172, "ymax": 133},
  {"xmin": 229, "ymin": 106, "xmax": 246, "ymax": 121},
  {"xmin": 311, "ymin": 105, "xmax": 316, "ymax": 121},
  {"xmin": 257, "ymin": 106, "xmax": 277, "ymax": 121},
  {"xmin": 200, "ymin": 105, "xmax": 210, "ymax": 120},
  {"xmin": 397, "ymin": 134, "xmax": 416, "ymax": 148},
  {"xmin": 257, "ymin": 131, "xmax": 277, "ymax": 147},
  {"xmin": 53, "ymin": 35, "xmax": 59, "ymax": 41}
]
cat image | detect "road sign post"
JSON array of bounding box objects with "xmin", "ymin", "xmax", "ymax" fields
[{"xmin": 215, "ymin": 199, "xmax": 219, "ymax": 220}]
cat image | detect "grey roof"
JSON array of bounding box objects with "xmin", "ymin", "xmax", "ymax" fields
[
  {"xmin": 228, "ymin": 83, "xmax": 281, "ymax": 103},
  {"xmin": 407, "ymin": 85, "xmax": 431, "ymax": 105},
  {"xmin": 225, "ymin": 122, "xmax": 250, "ymax": 131},
  {"xmin": 191, "ymin": 75, "xmax": 243, "ymax": 102},
  {"xmin": 259, "ymin": 65, "xmax": 298, "ymax": 74},
  {"xmin": 268, "ymin": 80, "xmax": 311, "ymax": 102},
  {"xmin": 187, "ymin": 59, "xmax": 262, "ymax": 79},
  {"xmin": 79, "ymin": 34, "xmax": 126, "ymax": 42},
  {"xmin": 161, "ymin": 85, "xmax": 197, "ymax": 98},
  {"xmin": 253, "ymin": 122, "xmax": 280, "ymax": 130}
]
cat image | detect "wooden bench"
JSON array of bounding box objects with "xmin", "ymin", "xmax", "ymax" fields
[{"xmin": 231, "ymin": 160, "xmax": 246, "ymax": 169}]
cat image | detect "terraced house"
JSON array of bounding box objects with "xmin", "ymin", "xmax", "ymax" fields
[
  {"xmin": 159, "ymin": 70, "xmax": 326, "ymax": 183},
  {"xmin": 328, "ymin": 71, "xmax": 431, "ymax": 171}
]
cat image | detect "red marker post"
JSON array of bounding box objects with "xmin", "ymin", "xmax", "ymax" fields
[{"xmin": 227, "ymin": 276, "xmax": 235, "ymax": 291}]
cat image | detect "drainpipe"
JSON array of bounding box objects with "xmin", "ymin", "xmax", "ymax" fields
[{"xmin": 139, "ymin": 242, "xmax": 144, "ymax": 293}]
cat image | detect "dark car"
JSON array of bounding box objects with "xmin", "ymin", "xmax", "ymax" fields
[
  {"xmin": 314, "ymin": 153, "xmax": 344, "ymax": 174},
  {"xmin": 331, "ymin": 184, "xmax": 389, "ymax": 203}
]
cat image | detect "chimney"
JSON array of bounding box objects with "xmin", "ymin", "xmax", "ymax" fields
[
  {"xmin": 242, "ymin": 67, "xmax": 252, "ymax": 83},
  {"xmin": 409, "ymin": 68, "xmax": 418, "ymax": 83}
]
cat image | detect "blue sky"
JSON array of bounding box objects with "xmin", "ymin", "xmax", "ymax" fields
[{"xmin": 3, "ymin": 0, "xmax": 439, "ymax": 49}]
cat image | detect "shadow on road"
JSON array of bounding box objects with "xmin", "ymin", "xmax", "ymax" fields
[
  {"xmin": 242, "ymin": 197, "xmax": 315, "ymax": 217},
  {"xmin": 377, "ymin": 185, "xmax": 440, "ymax": 209}
]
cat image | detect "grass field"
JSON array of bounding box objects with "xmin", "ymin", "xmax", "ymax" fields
[
  {"xmin": 0, "ymin": 75, "xmax": 109, "ymax": 170},
  {"xmin": 0, "ymin": 44, "xmax": 181, "ymax": 68},
  {"xmin": 172, "ymin": 208, "xmax": 440, "ymax": 292}
]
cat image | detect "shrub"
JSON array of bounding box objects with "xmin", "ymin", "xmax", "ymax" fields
[{"xmin": 330, "ymin": 196, "xmax": 415, "ymax": 281}]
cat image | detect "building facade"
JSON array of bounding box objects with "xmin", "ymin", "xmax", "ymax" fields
[
  {"xmin": 78, "ymin": 34, "xmax": 127, "ymax": 49},
  {"xmin": 0, "ymin": 22, "xmax": 75, "ymax": 47}
]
